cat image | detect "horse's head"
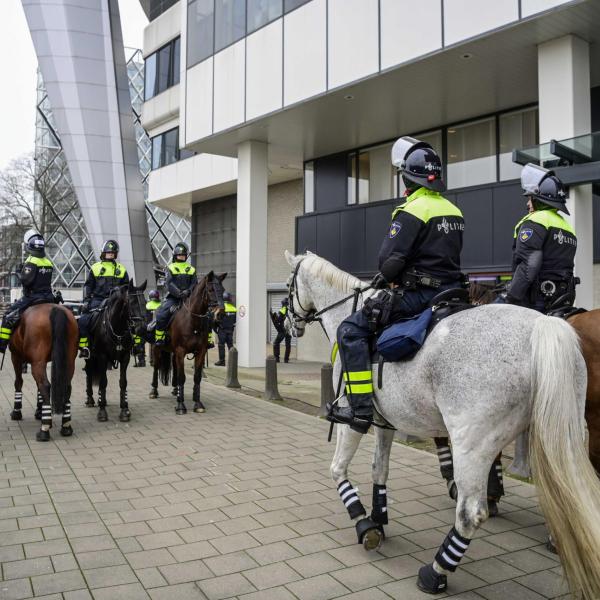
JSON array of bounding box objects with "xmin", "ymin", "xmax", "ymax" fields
[
  {"xmin": 206, "ymin": 271, "xmax": 226, "ymax": 323},
  {"xmin": 285, "ymin": 250, "xmax": 314, "ymax": 338},
  {"xmin": 127, "ymin": 279, "xmax": 148, "ymax": 333}
]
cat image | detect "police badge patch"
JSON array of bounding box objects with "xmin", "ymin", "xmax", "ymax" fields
[
  {"xmin": 519, "ymin": 228, "xmax": 533, "ymax": 242},
  {"xmin": 389, "ymin": 221, "xmax": 402, "ymax": 238}
]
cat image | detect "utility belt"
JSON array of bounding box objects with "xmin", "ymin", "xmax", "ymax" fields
[
  {"xmin": 401, "ymin": 269, "xmax": 442, "ymax": 290},
  {"xmin": 537, "ymin": 275, "xmax": 578, "ymax": 298}
]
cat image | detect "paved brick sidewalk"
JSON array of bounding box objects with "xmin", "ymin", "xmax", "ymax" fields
[{"xmin": 0, "ymin": 362, "xmax": 567, "ymax": 599}]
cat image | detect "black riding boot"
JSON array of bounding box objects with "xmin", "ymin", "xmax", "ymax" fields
[
  {"xmin": 215, "ymin": 344, "xmax": 226, "ymax": 366},
  {"xmin": 327, "ymin": 391, "xmax": 374, "ymax": 435}
]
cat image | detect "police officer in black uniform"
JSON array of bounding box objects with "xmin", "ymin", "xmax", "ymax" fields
[
  {"xmin": 154, "ymin": 242, "xmax": 197, "ymax": 346},
  {"xmin": 78, "ymin": 239, "xmax": 129, "ymax": 358},
  {"xmin": 328, "ymin": 137, "xmax": 465, "ymax": 434},
  {"xmin": 506, "ymin": 164, "xmax": 576, "ymax": 311},
  {"xmin": 271, "ymin": 298, "xmax": 292, "ymax": 363},
  {"xmin": 0, "ymin": 230, "xmax": 56, "ymax": 353},
  {"xmin": 214, "ymin": 291, "xmax": 237, "ymax": 366}
]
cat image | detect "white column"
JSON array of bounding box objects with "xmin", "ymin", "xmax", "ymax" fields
[
  {"xmin": 236, "ymin": 141, "xmax": 268, "ymax": 367},
  {"xmin": 538, "ymin": 35, "xmax": 593, "ymax": 308}
]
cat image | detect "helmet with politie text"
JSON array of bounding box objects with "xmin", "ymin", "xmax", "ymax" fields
[
  {"xmin": 391, "ymin": 136, "xmax": 445, "ymax": 194},
  {"xmin": 100, "ymin": 239, "xmax": 119, "ymax": 260},
  {"xmin": 521, "ymin": 163, "xmax": 570, "ymax": 215},
  {"xmin": 23, "ymin": 229, "xmax": 46, "ymax": 258}
]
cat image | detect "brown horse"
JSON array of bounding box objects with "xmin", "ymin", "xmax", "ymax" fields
[
  {"xmin": 152, "ymin": 271, "xmax": 225, "ymax": 414},
  {"xmin": 7, "ymin": 304, "xmax": 78, "ymax": 441}
]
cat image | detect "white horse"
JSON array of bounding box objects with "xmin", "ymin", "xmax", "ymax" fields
[{"xmin": 285, "ymin": 250, "xmax": 600, "ymax": 598}]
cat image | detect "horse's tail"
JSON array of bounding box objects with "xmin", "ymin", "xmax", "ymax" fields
[
  {"xmin": 529, "ymin": 315, "xmax": 600, "ymax": 599},
  {"xmin": 50, "ymin": 308, "xmax": 68, "ymax": 415},
  {"xmin": 158, "ymin": 349, "xmax": 172, "ymax": 386}
]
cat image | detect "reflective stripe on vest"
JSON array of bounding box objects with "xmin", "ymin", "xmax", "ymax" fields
[
  {"xmin": 168, "ymin": 262, "xmax": 196, "ymax": 275},
  {"xmin": 146, "ymin": 300, "xmax": 161, "ymax": 311},
  {"xmin": 224, "ymin": 302, "xmax": 237, "ymax": 313},
  {"xmin": 279, "ymin": 306, "xmax": 288, "ymax": 316},
  {"xmin": 91, "ymin": 261, "xmax": 127, "ymax": 278},
  {"xmin": 392, "ymin": 187, "xmax": 463, "ymax": 223},
  {"xmin": 25, "ymin": 256, "xmax": 53, "ymax": 268},
  {"xmin": 513, "ymin": 209, "xmax": 576, "ymax": 238}
]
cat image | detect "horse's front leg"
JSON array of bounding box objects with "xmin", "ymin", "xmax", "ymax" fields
[
  {"xmin": 330, "ymin": 424, "xmax": 383, "ymax": 550},
  {"xmin": 31, "ymin": 362, "xmax": 52, "ymax": 442},
  {"xmin": 119, "ymin": 354, "xmax": 131, "ymax": 422},
  {"xmin": 149, "ymin": 345, "xmax": 159, "ymax": 398},
  {"xmin": 10, "ymin": 353, "xmax": 24, "ymax": 421},
  {"xmin": 193, "ymin": 352, "xmax": 205, "ymax": 413},
  {"xmin": 85, "ymin": 360, "xmax": 95, "ymax": 407},
  {"xmin": 371, "ymin": 426, "xmax": 394, "ymax": 532},
  {"xmin": 171, "ymin": 353, "xmax": 177, "ymax": 397},
  {"xmin": 174, "ymin": 349, "xmax": 187, "ymax": 415},
  {"xmin": 97, "ymin": 358, "xmax": 108, "ymax": 422}
]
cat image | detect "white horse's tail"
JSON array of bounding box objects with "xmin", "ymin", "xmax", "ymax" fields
[{"xmin": 529, "ymin": 315, "xmax": 600, "ymax": 599}]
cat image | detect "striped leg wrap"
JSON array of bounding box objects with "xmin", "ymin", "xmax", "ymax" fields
[
  {"xmin": 435, "ymin": 527, "xmax": 471, "ymax": 572},
  {"xmin": 13, "ymin": 391, "xmax": 23, "ymax": 412},
  {"xmin": 371, "ymin": 484, "xmax": 388, "ymax": 525},
  {"xmin": 435, "ymin": 444, "xmax": 454, "ymax": 480},
  {"xmin": 37, "ymin": 391, "xmax": 43, "ymax": 410},
  {"xmin": 62, "ymin": 400, "xmax": 71, "ymax": 424},
  {"xmin": 41, "ymin": 402, "xmax": 52, "ymax": 427},
  {"xmin": 337, "ymin": 480, "xmax": 366, "ymax": 520},
  {"xmin": 487, "ymin": 457, "xmax": 505, "ymax": 499}
]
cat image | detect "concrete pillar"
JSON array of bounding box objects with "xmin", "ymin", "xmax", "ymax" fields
[
  {"xmin": 538, "ymin": 35, "xmax": 593, "ymax": 308},
  {"xmin": 236, "ymin": 141, "xmax": 268, "ymax": 367}
]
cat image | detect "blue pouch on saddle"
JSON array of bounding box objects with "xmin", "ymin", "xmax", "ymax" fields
[{"xmin": 376, "ymin": 308, "xmax": 433, "ymax": 361}]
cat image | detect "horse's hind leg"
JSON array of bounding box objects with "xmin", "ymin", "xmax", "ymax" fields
[
  {"xmin": 84, "ymin": 361, "xmax": 95, "ymax": 407},
  {"xmin": 371, "ymin": 426, "xmax": 394, "ymax": 530},
  {"xmin": 119, "ymin": 356, "xmax": 131, "ymax": 422},
  {"xmin": 417, "ymin": 446, "xmax": 495, "ymax": 594},
  {"xmin": 434, "ymin": 437, "xmax": 457, "ymax": 499},
  {"xmin": 174, "ymin": 350, "xmax": 187, "ymax": 415},
  {"xmin": 330, "ymin": 425, "xmax": 383, "ymax": 550},
  {"xmin": 97, "ymin": 359, "xmax": 108, "ymax": 422},
  {"xmin": 31, "ymin": 362, "xmax": 52, "ymax": 442},
  {"xmin": 10, "ymin": 354, "xmax": 24, "ymax": 421},
  {"xmin": 171, "ymin": 354, "xmax": 177, "ymax": 397},
  {"xmin": 60, "ymin": 397, "xmax": 73, "ymax": 437},
  {"xmin": 192, "ymin": 353, "xmax": 205, "ymax": 413},
  {"xmin": 149, "ymin": 347, "xmax": 159, "ymax": 398}
]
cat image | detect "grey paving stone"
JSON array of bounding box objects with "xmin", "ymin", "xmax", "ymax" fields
[
  {"xmin": 197, "ymin": 573, "xmax": 257, "ymax": 600},
  {"xmin": 0, "ymin": 578, "xmax": 33, "ymax": 600},
  {"xmin": 31, "ymin": 569, "xmax": 87, "ymax": 596},
  {"xmin": 70, "ymin": 534, "xmax": 117, "ymax": 553},
  {"xmin": 24, "ymin": 538, "xmax": 71, "ymax": 558},
  {"xmin": 136, "ymin": 567, "xmax": 169, "ymax": 589},
  {"xmin": 158, "ymin": 559, "xmax": 213, "ymax": 584},
  {"xmin": 330, "ymin": 563, "xmax": 393, "ymax": 591},
  {"xmin": 285, "ymin": 573, "xmax": 349, "ymax": 600},
  {"xmin": 62, "ymin": 591, "xmax": 94, "ymax": 600},
  {"xmin": 210, "ymin": 532, "xmax": 261, "ymax": 555},
  {"xmin": 52, "ymin": 553, "xmax": 79, "ymax": 573},
  {"xmin": 138, "ymin": 531, "xmax": 186, "ymax": 550},
  {"xmin": 169, "ymin": 541, "xmax": 219, "ymax": 562},
  {"xmin": 243, "ymin": 562, "xmax": 303, "ymax": 590},
  {"xmin": 3, "ymin": 556, "xmax": 54, "ymax": 580},
  {"xmin": 238, "ymin": 586, "xmax": 298, "ymax": 600},
  {"xmin": 204, "ymin": 551, "xmax": 260, "ymax": 576},
  {"xmin": 126, "ymin": 548, "xmax": 178, "ymax": 569},
  {"xmin": 515, "ymin": 571, "xmax": 569, "ymax": 598},
  {"xmin": 92, "ymin": 582, "xmax": 151, "ymax": 600},
  {"xmin": 149, "ymin": 582, "xmax": 208, "ymax": 600},
  {"xmin": 76, "ymin": 548, "xmax": 127, "ymax": 569},
  {"xmin": 286, "ymin": 551, "xmax": 346, "ymax": 578},
  {"xmin": 477, "ymin": 579, "xmax": 546, "ymax": 600},
  {"xmin": 83, "ymin": 564, "xmax": 138, "ymax": 589}
]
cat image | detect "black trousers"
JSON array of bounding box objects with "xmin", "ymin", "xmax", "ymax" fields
[
  {"xmin": 78, "ymin": 298, "xmax": 104, "ymax": 338},
  {"xmin": 273, "ymin": 331, "xmax": 291, "ymax": 361},
  {"xmin": 156, "ymin": 297, "xmax": 180, "ymax": 330},
  {"xmin": 3, "ymin": 293, "xmax": 54, "ymax": 327},
  {"xmin": 217, "ymin": 328, "xmax": 234, "ymax": 361}
]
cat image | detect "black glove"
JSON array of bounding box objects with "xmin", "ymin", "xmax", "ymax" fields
[{"xmin": 370, "ymin": 272, "xmax": 389, "ymax": 290}]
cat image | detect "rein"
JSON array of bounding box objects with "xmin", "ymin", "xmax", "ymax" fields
[{"xmin": 103, "ymin": 291, "xmax": 131, "ymax": 352}]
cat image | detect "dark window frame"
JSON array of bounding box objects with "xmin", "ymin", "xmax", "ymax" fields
[
  {"xmin": 150, "ymin": 128, "xmax": 196, "ymax": 170},
  {"xmin": 144, "ymin": 36, "xmax": 181, "ymax": 101}
]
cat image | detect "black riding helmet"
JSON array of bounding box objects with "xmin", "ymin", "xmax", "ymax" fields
[
  {"xmin": 392, "ymin": 136, "xmax": 446, "ymax": 193},
  {"xmin": 521, "ymin": 163, "xmax": 569, "ymax": 214},
  {"xmin": 149, "ymin": 289, "xmax": 160, "ymax": 300},
  {"xmin": 173, "ymin": 242, "xmax": 189, "ymax": 261},
  {"xmin": 223, "ymin": 291, "xmax": 232, "ymax": 302},
  {"xmin": 24, "ymin": 229, "xmax": 45, "ymax": 258},
  {"xmin": 100, "ymin": 239, "xmax": 119, "ymax": 260}
]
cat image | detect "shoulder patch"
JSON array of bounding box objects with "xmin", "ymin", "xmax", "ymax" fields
[
  {"xmin": 519, "ymin": 228, "xmax": 534, "ymax": 242},
  {"xmin": 388, "ymin": 221, "xmax": 402, "ymax": 239}
]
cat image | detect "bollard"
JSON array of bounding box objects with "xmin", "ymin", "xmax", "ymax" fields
[
  {"xmin": 507, "ymin": 429, "xmax": 531, "ymax": 478},
  {"xmin": 225, "ymin": 347, "xmax": 241, "ymax": 389},
  {"xmin": 320, "ymin": 364, "xmax": 335, "ymax": 416},
  {"xmin": 264, "ymin": 355, "xmax": 283, "ymax": 401}
]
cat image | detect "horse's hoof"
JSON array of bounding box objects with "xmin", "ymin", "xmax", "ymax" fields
[
  {"xmin": 546, "ymin": 536, "xmax": 558, "ymax": 554},
  {"xmin": 34, "ymin": 409, "xmax": 42, "ymax": 421},
  {"xmin": 119, "ymin": 411, "xmax": 131, "ymax": 422},
  {"xmin": 175, "ymin": 404, "xmax": 187, "ymax": 415},
  {"xmin": 85, "ymin": 398, "xmax": 95, "ymax": 407},
  {"xmin": 36, "ymin": 430, "xmax": 50, "ymax": 442},
  {"xmin": 97, "ymin": 409, "xmax": 108, "ymax": 422},
  {"xmin": 488, "ymin": 499, "xmax": 499, "ymax": 518},
  {"xmin": 417, "ymin": 563, "xmax": 447, "ymax": 595},
  {"xmin": 356, "ymin": 517, "xmax": 384, "ymax": 551},
  {"xmin": 60, "ymin": 425, "xmax": 73, "ymax": 437},
  {"xmin": 149, "ymin": 390, "xmax": 158, "ymax": 399},
  {"xmin": 193, "ymin": 402, "xmax": 205, "ymax": 413},
  {"xmin": 10, "ymin": 410, "xmax": 22, "ymax": 421},
  {"xmin": 171, "ymin": 388, "xmax": 178, "ymax": 397}
]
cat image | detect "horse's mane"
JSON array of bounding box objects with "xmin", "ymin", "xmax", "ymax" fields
[{"xmin": 300, "ymin": 254, "xmax": 367, "ymax": 294}]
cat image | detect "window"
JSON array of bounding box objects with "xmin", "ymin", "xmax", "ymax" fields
[
  {"xmin": 447, "ymin": 118, "xmax": 496, "ymax": 189},
  {"xmin": 247, "ymin": 0, "xmax": 282, "ymax": 33},
  {"xmin": 347, "ymin": 143, "xmax": 398, "ymax": 205},
  {"xmin": 148, "ymin": 0, "xmax": 179, "ymax": 21},
  {"xmin": 187, "ymin": 0, "xmax": 215, "ymax": 68},
  {"xmin": 304, "ymin": 161, "xmax": 314, "ymax": 213},
  {"xmin": 499, "ymin": 107, "xmax": 538, "ymax": 180},
  {"xmin": 144, "ymin": 37, "xmax": 181, "ymax": 100},
  {"xmin": 215, "ymin": 0, "xmax": 246, "ymax": 52},
  {"xmin": 151, "ymin": 128, "xmax": 195, "ymax": 170},
  {"xmin": 284, "ymin": 0, "xmax": 311, "ymax": 12}
]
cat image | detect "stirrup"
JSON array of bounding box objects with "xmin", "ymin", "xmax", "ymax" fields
[{"xmin": 326, "ymin": 398, "xmax": 372, "ymax": 434}]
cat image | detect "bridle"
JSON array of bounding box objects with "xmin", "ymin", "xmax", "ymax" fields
[
  {"xmin": 182, "ymin": 277, "xmax": 224, "ymax": 325},
  {"xmin": 103, "ymin": 287, "xmax": 132, "ymax": 352}
]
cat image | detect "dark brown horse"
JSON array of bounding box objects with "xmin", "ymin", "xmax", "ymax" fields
[
  {"xmin": 152, "ymin": 271, "xmax": 225, "ymax": 414},
  {"xmin": 7, "ymin": 304, "xmax": 78, "ymax": 441}
]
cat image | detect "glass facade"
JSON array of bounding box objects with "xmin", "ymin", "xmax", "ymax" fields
[
  {"xmin": 215, "ymin": 0, "xmax": 246, "ymax": 51},
  {"xmin": 304, "ymin": 161, "xmax": 314, "ymax": 213},
  {"xmin": 499, "ymin": 107, "xmax": 538, "ymax": 180},
  {"xmin": 144, "ymin": 37, "xmax": 180, "ymax": 100},
  {"xmin": 150, "ymin": 127, "xmax": 194, "ymax": 170},
  {"xmin": 284, "ymin": 0, "xmax": 311, "ymax": 12},
  {"xmin": 187, "ymin": 0, "xmax": 215, "ymax": 68},
  {"xmin": 247, "ymin": 0, "xmax": 283, "ymax": 33}
]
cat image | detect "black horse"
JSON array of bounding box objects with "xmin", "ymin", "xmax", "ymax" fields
[{"xmin": 84, "ymin": 280, "xmax": 147, "ymax": 422}]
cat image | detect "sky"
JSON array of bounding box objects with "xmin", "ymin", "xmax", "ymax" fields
[{"xmin": 0, "ymin": 0, "xmax": 148, "ymax": 170}]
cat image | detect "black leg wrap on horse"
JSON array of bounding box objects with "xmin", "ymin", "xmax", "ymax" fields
[
  {"xmin": 487, "ymin": 457, "xmax": 504, "ymax": 500},
  {"xmin": 434, "ymin": 527, "xmax": 471, "ymax": 572},
  {"xmin": 337, "ymin": 480, "xmax": 366, "ymax": 520},
  {"xmin": 434, "ymin": 438, "xmax": 454, "ymax": 480},
  {"xmin": 371, "ymin": 484, "xmax": 388, "ymax": 525}
]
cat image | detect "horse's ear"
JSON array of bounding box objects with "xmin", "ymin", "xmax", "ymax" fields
[
  {"xmin": 206, "ymin": 270, "xmax": 214, "ymax": 280},
  {"xmin": 128, "ymin": 280, "xmax": 134, "ymax": 290},
  {"xmin": 140, "ymin": 280, "xmax": 147, "ymax": 291},
  {"xmin": 218, "ymin": 272, "xmax": 227, "ymax": 282},
  {"xmin": 285, "ymin": 250, "xmax": 299, "ymax": 266}
]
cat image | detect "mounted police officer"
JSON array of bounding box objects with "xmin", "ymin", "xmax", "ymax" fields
[
  {"xmin": 271, "ymin": 298, "xmax": 292, "ymax": 363},
  {"xmin": 146, "ymin": 289, "xmax": 161, "ymax": 320},
  {"xmin": 154, "ymin": 242, "xmax": 197, "ymax": 346},
  {"xmin": 328, "ymin": 136, "xmax": 465, "ymax": 434},
  {"xmin": 78, "ymin": 239, "xmax": 129, "ymax": 358},
  {"xmin": 0, "ymin": 230, "xmax": 56, "ymax": 354},
  {"xmin": 506, "ymin": 164, "xmax": 576, "ymax": 312},
  {"xmin": 214, "ymin": 291, "xmax": 236, "ymax": 366}
]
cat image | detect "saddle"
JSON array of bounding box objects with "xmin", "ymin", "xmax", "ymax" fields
[{"xmin": 546, "ymin": 293, "xmax": 586, "ymax": 319}]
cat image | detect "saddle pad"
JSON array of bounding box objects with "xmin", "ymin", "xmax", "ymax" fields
[{"xmin": 376, "ymin": 308, "xmax": 433, "ymax": 362}]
